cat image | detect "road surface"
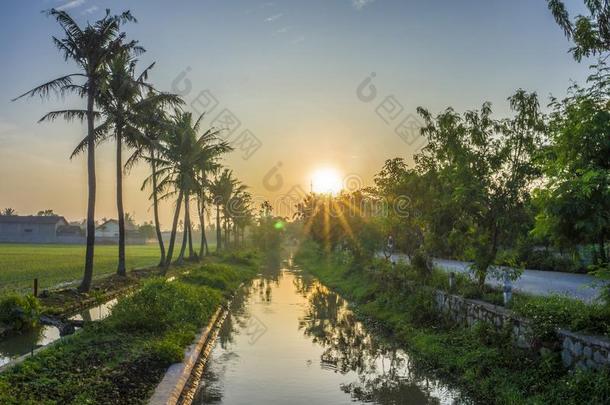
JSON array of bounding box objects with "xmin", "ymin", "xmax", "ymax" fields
[{"xmin": 387, "ymin": 253, "xmax": 604, "ymax": 302}]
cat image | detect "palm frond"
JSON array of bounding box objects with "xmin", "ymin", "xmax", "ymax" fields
[
  {"xmin": 70, "ymin": 121, "xmax": 110, "ymax": 158},
  {"xmin": 12, "ymin": 74, "xmax": 83, "ymax": 101}
]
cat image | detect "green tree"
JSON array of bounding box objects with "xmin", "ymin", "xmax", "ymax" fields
[
  {"xmin": 13, "ymin": 9, "xmax": 138, "ymax": 292},
  {"xmin": 131, "ymin": 92, "xmax": 183, "ymax": 267},
  {"xmin": 533, "ymin": 81, "xmax": 610, "ymax": 264},
  {"xmin": 154, "ymin": 111, "xmax": 230, "ymax": 268},
  {"xmin": 547, "ymin": 0, "xmax": 610, "ymax": 61},
  {"xmin": 416, "ymin": 90, "xmax": 544, "ymax": 287},
  {"xmin": 210, "ymin": 169, "xmax": 243, "ymax": 252}
]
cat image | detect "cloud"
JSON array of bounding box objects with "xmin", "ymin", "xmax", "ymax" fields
[
  {"xmin": 275, "ymin": 26, "xmax": 290, "ymax": 34},
  {"xmin": 351, "ymin": 0, "xmax": 375, "ymax": 10},
  {"xmin": 57, "ymin": 0, "xmax": 86, "ymax": 11},
  {"xmin": 81, "ymin": 5, "xmax": 98, "ymax": 15},
  {"xmin": 265, "ymin": 13, "xmax": 283, "ymax": 22},
  {"xmin": 291, "ymin": 35, "xmax": 305, "ymax": 44}
]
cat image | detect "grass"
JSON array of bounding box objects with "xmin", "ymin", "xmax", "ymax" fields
[
  {"xmin": 294, "ymin": 240, "xmax": 610, "ymax": 404},
  {"xmin": 0, "ymin": 244, "xmax": 162, "ymax": 294},
  {"xmin": 0, "ymin": 251, "xmax": 259, "ymax": 405}
]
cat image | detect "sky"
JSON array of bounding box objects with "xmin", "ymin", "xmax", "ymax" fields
[{"xmin": 0, "ymin": 0, "xmax": 592, "ymax": 227}]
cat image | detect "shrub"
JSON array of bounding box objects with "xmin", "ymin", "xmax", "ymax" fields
[
  {"xmin": 221, "ymin": 250, "xmax": 259, "ymax": 266},
  {"xmin": 0, "ymin": 294, "xmax": 40, "ymax": 330},
  {"xmin": 181, "ymin": 263, "xmax": 243, "ymax": 291},
  {"xmin": 519, "ymin": 249, "xmax": 581, "ymax": 273},
  {"xmin": 512, "ymin": 295, "xmax": 610, "ymax": 341},
  {"xmin": 411, "ymin": 250, "xmax": 433, "ymax": 281},
  {"xmin": 108, "ymin": 279, "xmax": 221, "ymax": 333},
  {"xmin": 146, "ymin": 328, "xmax": 196, "ymax": 364}
]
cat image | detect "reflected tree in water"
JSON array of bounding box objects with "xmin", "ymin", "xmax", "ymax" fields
[{"xmin": 299, "ymin": 282, "xmax": 454, "ymax": 404}]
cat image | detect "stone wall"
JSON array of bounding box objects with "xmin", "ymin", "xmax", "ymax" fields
[
  {"xmin": 434, "ymin": 291, "xmax": 533, "ymax": 349},
  {"xmin": 559, "ymin": 329, "xmax": 610, "ymax": 371},
  {"xmin": 435, "ymin": 290, "xmax": 610, "ymax": 372}
]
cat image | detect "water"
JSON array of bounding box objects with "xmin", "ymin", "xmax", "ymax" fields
[
  {"xmin": 0, "ymin": 298, "xmax": 117, "ymax": 368},
  {"xmin": 193, "ymin": 266, "xmax": 465, "ymax": 404}
]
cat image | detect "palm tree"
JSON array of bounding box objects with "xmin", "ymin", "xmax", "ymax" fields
[
  {"xmin": 231, "ymin": 191, "xmax": 253, "ymax": 247},
  {"xmin": 195, "ymin": 140, "xmax": 231, "ymax": 257},
  {"xmin": 13, "ymin": 9, "xmax": 138, "ymax": 292},
  {"xmin": 210, "ymin": 170, "xmax": 245, "ymax": 252},
  {"xmin": 72, "ymin": 50, "xmax": 152, "ymax": 276},
  {"xmin": 131, "ymin": 93, "xmax": 183, "ymax": 267},
  {"xmin": 154, "ymin": 110, "xmax": 230, "ymax": 269}
]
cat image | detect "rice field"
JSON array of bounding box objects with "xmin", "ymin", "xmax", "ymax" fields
[{"xmin": 0, "ymin": 244, "xmax": 162, "ymax": 294}]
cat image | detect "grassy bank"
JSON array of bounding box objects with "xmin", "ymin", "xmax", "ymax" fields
[
  {"xmin": 295, "ymin": 241, "xmax": 610, "ymax": 404},
  {"xmin": 0, "ymin": 250, "xmax": 259, "ymax": 404}
]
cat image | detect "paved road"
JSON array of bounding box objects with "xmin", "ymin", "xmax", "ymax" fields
[{"xmin": 387, "ymin": 253, "xmax": 604, "ymax": 302}]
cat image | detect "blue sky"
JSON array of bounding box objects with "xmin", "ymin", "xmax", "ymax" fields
[{"xmin": 0, "ymin": 0, "xmax": 592, "ymax": 224}]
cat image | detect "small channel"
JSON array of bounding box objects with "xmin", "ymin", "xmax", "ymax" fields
[
  {"xmin": 192, "ymin": 263, "xmax": 466, "ymax": 404},
  {"xmin": 0, "ymin": 298, "xmax": 117, "ymax": 368}
]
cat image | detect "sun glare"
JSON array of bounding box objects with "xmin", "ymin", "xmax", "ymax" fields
[{"xmin": 311, "ymin": 167, "xmax": 343, "ymax": 195}]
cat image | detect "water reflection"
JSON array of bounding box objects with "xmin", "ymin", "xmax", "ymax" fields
[
  {"xmin": 0, "ymin": 298, "xmax": 116, "ymax": 368},
  {"xmin": 194, "ymin": 268, "xmax": 464, "ymax": 404}
]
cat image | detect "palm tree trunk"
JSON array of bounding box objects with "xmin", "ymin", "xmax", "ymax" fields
[
  {"xmin": 164, "ymin": 190, "xmax": 183, "ymax": 270},
  {"xmin": 186, "ymin": 197, "xmax": 195, "ymax": 260},
  {"xmin": 216, "ymin": 204, "xmax": 221, "ymax": 252},
  {"xmin": 234, "ymin": 223, "xmax": 238, "ymax": 246},
  {"xmin": 198, "ymin": 195, "xmax": 207, "ymax": 257},
  {"xmin": 150, "ymin": 148, "xmax": 166, "ymax": 267},
  {"xmin": 79, "ymin": 84, "xmax": 97, "ymax": 293},
  {"xmin": 116, "ymin": 128, "xmax": 126, "ymax": 277},
  {"xmin": 177, "ymin": 193, "xmax": 189, "ymax": 263},
  {"xmin": 224, "ymin": 218, "xmax": 228, "ymax": 249}
]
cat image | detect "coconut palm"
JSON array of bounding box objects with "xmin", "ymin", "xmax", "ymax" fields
[
  {"xmin": 210, "ymin": 170, "xmax": 245, "ymax": 251},
  {"xmin": 194, "ymin": 140, "xmax": 230, "ymax": 257},
  {"xmin": 231, "ymin": 190, "xmax": 254, "ymax": 247},
  {"xmin": 13, "ymin": 9, "xmax": 138, "ymax": 292},
  {"xmin": 153, "ymin": 110, "xmax": 231, "ymax": 269},
  {"xmin": 71, "ymin": 50, "xmax": 153, "ymax": 276},
  {"xmin": 131, "ymin": 93, "xmax": 183, "ymax": 267}
]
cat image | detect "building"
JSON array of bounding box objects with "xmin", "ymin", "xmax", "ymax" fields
[
  {"xmin": 0, "ymin": 215, "xmax": 76, "ymax": 243},
  {"xmin": 95, "ymin": 219, "xmax": 145, "ymax": 244}
]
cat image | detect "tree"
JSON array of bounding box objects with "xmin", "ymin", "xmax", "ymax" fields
[
  {"xmin": 138, "ymin": 221, "xmax": 156, "ymax": 240},
  {"xmin": 132, "ymin": 92, "xmax": 183, "ymax": 267},
  {"xmin": 547, "ymin": 0, "xmax": 610, "ymax": 60},
  {"xmin": 36, "ymin": 209, "xmax": 57, "ymax": 216},
  {"xmin": 92, "ymin": 51, "xmax": 150, "ymax": 276},
  {"xmin": 415, "ymin": 90, "xmax": 544, "ymax": 287},
  {"xmin": 0, "ymin": 208, "xmax": 17, "ymax": 216},
  {"xmin": 74, "ymin": 50, "xmax": 178, "ymax": 276},
  {"xmin": 533, "ymin": 80, "xmax": 610, "ymax": 264},
  {"xmin": 154, "ymin": 110, "xmax": 230, "ymax": 268},
  {"xmin": 374, "ymin": 158, "xmax": 427, "ymax": 258},
  {"xmin": 229, "ymin": 190, "xmax": 254, "ymax": 247},
  {"xmin": 210, "ymin": 169, "xmax": 244, "ymax": 252},
  {"xmin": 13, "ymin": 8, "xmax": 138, "ymax": 292}
]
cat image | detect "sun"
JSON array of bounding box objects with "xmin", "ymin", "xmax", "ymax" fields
[{"xmin": 311, "ymin": 167, "xmax": 343, "ymax": 195}]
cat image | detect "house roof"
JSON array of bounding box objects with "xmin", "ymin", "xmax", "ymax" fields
[
  {"xmin": 97, "ymin": 219, "xmax": 137, "ymax": 231},
  {"xmin": 0, "ymin": 215, "xmax": 68, "ymax": 226}
]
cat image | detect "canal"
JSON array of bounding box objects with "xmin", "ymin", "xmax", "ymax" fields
[
  {"xmin": 192, "ymin": 261, "xmax": 465, "ymax": 404},
  {"xmin": 0, "ymin": 297, "xmax": 116, "ymax": 368}
]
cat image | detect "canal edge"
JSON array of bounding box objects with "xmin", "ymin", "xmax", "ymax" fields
[{"xmin": 147, "ymin": 299, "xmax": 230, "ymax": 405}]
